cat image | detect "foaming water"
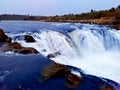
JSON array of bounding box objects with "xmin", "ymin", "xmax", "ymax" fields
[
  {"xmin": 72, "ymin": 30, "xmax": 120, "ymax": 83},
  {"xmin": 10, "ymin": 30, "xmax": 77, "ymax": 57},
  {"xmin": 52, "ymin": 28, "xmax": 120, "ymax": 83},
  {"xmin": 53, "ymin": 51, "xmax": 120, "ymax": 83}
]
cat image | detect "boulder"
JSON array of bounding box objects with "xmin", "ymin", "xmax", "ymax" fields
[
  {"xmin": 18, "ymin": 47, "xmax": 39, "ymax": 54},
  {"xmin": 47, "ymin": 54, "xmax": 56, "ymax": 58},
  {"xmin": 0, "ymin": 28, "xmax": 12, "ymax": 43},
  {"xmin": 42, "ymin": 62, "xmax": 83, "ymax": 88},
  {"xmin": 2, "ymin": 42, "xmax": 39, "ymax": 54},
  {"xmin": 47, "ymin": 52, "xmax": 61, "ymax": 58},
  {"xmin": 8, "ymin": 42, "xmax": 23, "ymax": 49},
  {"xmin": 113, "ymin": 25, "xmax": 120, "ymax": 30},
  {"xmin": 24, "ymin": 35, "xmax": 36, "ymax": 43},
  {"xmin": 100, "ymin": 85, "xmax": 114, "ymax": 90},
  {"xmin": 66, "ymin": 73, "xmax": 83, "ymax": 88},
  {"xmin": 42, "ymin": 63, "xmax": 70, "ymax": 80}
]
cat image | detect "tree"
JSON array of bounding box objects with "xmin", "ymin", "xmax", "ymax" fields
[
  {"xmin": 117, "ymin": 5, "xmax": 120, "ymax": 10},
  {"xmin": 29, "ymin": 16, "xmax": 36, "ymax": 20},
  {"xmin": 91, "ymin": 9, "xmax": 94, "ymax": 13},
  {"xmin": 109, "ymin": 7, "xmax": 115, "ymax": 11}
]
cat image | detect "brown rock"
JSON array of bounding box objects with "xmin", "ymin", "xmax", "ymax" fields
[
  {"xmin": 47, "ymin": 52, "xmax": 61, "ymax": 58},
  {"xmin": 6, "ymin": 37, "xmax": 12, "ymax": 43},
  {"xmin": 0, "ymin": 28, "xmax": 6, "ymax": 42},
  {"xmin": 113, "ymin": 25, "xmax": 120, "ymax": 30},
  {"xmin": 42, "ymin": 62, "xmax": 83, "ymax": 88},
  {"xmin": 0, "ymin": 28, "xmax": 12, "ymax": 43},
  {"xmin": 66, "ymin": 73, "xmax": 83, "ymax": 88},
  {"xmin": 24, "ymin": 35, "xmax": 36, "ymax": 43},
  {"xmin": 18, "ymin": 47, "xmax": 39, "ymax": 54},
  {"xmin": 1, "ymin": 42, "xmax": 23, "ymax": 52},
  {"xmin": 100, "ymin": 85, "xmax": 114, "ymax": 90},
  {"xmin": 8, "ymin": 42, "xmax": 23, "ymax": 49},
  {"xmin": 0, "ymin": 29, "xmax": 38, "ymax": 54},
  {"xmin": 2, "ymin": 42, "xmax": 39, "ymax": 54},
  {"xmin": 42, "ymin": 63, "xmax": 70, "ymax": 80}
]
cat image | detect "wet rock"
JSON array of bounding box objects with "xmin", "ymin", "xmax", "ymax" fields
[
  {"xmin": 1, "ymin": 42, "xmax": 21, "ymax": 52},
  {"xmin": 47, "ymin": 54, "xmax": 56, "ymax": 58},
  {"xmin": 100, "ymin": 85, "xmax": 114, "ymax": 90},
  {"xmin": 6, "ymin": 37, "xmax": 12, "ymax": 43},
  {"xmin": 47, "ymin": 52, "xmax": 61, "ymax": 58},
  {"xmin": 42, "ymin": 62, "xmax": 83, "ymax": 88},
  {"xmin": 112, "ymin": 25, "xmax": 120, "ymax": 30},
  {"xmin": 1, "ymin": 42, "xmax": 39, "ymax": 54},
  {"xmin": 66, "ymin": 73, "xmax": 83, "ymax": 88},
  {"xmin": 24, "ymin": 35, "xmax": 36, "ymax": 43},
  {"xmin": 8, "ymin": 42, "xmax": 23, "ymax": 49},
  {"xmin": 42, "ymin": 63, "xmax": 70, "ymax": 80},
  {"xmin": 18, "ymin": 47, "xmax": 39, "ymax": 54},
  {"xmin": 0, "ymin": 28, "xmax": 12, "ymax": 43},
  {"xmin": 0, "ymin": 29, "xmax": 38, "ymax": 54}
]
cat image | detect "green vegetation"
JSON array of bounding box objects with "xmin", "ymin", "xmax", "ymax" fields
[
  {"xmin": 44, "ymin": 5, "xmax": 120, "ymax": 22},
  {"xmin": 43, "ymin": 5, "xmax": 120, "ymax": 30},
  {"xmin": 0, "ymin": 14, "xmax": 28, "ymax": 20},
  {"xmin": 0, "ymin": 14, "xmax": 45, "ymax": 21}
]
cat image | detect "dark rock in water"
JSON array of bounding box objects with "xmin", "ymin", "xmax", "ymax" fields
[
  {"xmin": 1, "ymin": 42, "xmax": 39, "ymax": 54},
  {"xmin": 18, "ymin": 47, "xmax": 39, "ymax": 54},
  {"xmin": 47, "ymin": 52, "xmax": 61, "ymax": 58},
  {"xmin": 8, "ymin": 42, "xmax": 23, "ymax": 49},
  {"xmin": 42, "ymin": 63, "xmax": 71, "ymax": 80},
  {"xmin": 0, "ymin": 55, "xmax": 119, "ymax": 90},
  {"xmin": 43, "ymin": 62, "xmax": 83, "ymax": 88},
  {"xmin": 6, "ymin": 37, "xmax": 12, "ymax": 43},
  {"xmin": 41, "ymin": 49, "xmax": 47, "ymax": 52},
  {"xmin": 47, "ymin": 53, "xmax": 56, "ymax": 58},
  {"xmin": 0, "ymin": 28, "xmax": 12, "ymax": 43},
  {"xmin": 1, "ymin": 42, "xmax": 23, "ymax": 52},
  {"xmin": 66, "ymin": 73, "xmax": 83, "ymax": 88},
  {"xmin": 112, "ymin": 25, "xmax": 120, "ymax": 30},
  {"xmin": 24, "ymin": 35, "xmax": 36, "ymax": 43},
  {"xmin": 100, "ymin": 85, "xmax": 114, "ymax": 90},
  {"xmin": 0, "ymin": 29, "xmax": 38, "ymax": 54},
  {"xmin": 54, "ymin": 51, "xmax": 61, "ymax": 55}
]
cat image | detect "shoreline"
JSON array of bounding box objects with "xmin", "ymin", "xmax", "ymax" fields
[
  {"xmin": 44, "ymin": 19, "xmax": 120, "ymax": 30},
  {"xmin": 0, "ymin": 19, "xmax": 120, "ymax": 30}
]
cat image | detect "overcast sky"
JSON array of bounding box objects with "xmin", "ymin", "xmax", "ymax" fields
[{"xmin": 0, "ymin": 0, "xmax": 120, "ymax": 16}]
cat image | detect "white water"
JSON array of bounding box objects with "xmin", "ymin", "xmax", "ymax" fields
[
  {"xmin": 8, "ymin": 27, "xmax": 120, "ymax": 83},
  {"xmin": 69, "ymin": 29, "xmax": 120, "ymax": 83},
  {"xmin": 10, "ymin": 30, "xmax": 77, "ymax": 57}
]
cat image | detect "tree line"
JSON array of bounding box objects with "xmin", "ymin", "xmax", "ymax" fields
[{"xmin": 44, "ymin": 5, "xmax": 120, "ymax": 22}]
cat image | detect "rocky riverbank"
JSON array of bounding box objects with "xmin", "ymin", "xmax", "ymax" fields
[
  {"xmin": 0, "ymin": 28, "xmax": 39, "ymax": 54},
  {"xmin": 44, "ymin": 6, "xmax": 120, "ymax": 30},
  {"xmin": 45, "ymin": 16, "xmax": 120, "ymax": 30}
]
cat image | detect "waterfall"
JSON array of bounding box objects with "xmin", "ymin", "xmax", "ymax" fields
[{"xmin": 7, "ymin": 24, "xmax": 120, "ymax": 83}]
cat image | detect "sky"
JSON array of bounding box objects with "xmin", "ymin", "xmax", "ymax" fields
[{"xmin": 0, "ymin": 0, "xmax": 120, "ymax": 16}]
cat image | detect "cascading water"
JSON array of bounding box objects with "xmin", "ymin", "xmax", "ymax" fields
[
  {"xmin": 68, "ymin": 29, "xmax": 120, "ymax": 83},
  {"xmin": 8, "ymin": 26, "xmax": 120, "ymax": 83},
  {"xmin": 1, "ymin": 21, "xmax": 120, "ymax": 84},
  {"xmin": 9, "ymin": 30, "xmax": 78, "ymax": 58}
]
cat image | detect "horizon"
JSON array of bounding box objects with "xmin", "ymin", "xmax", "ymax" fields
[{"xmin": 0, "ymin": 0, "xmax": 120, "ymax": 16}]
